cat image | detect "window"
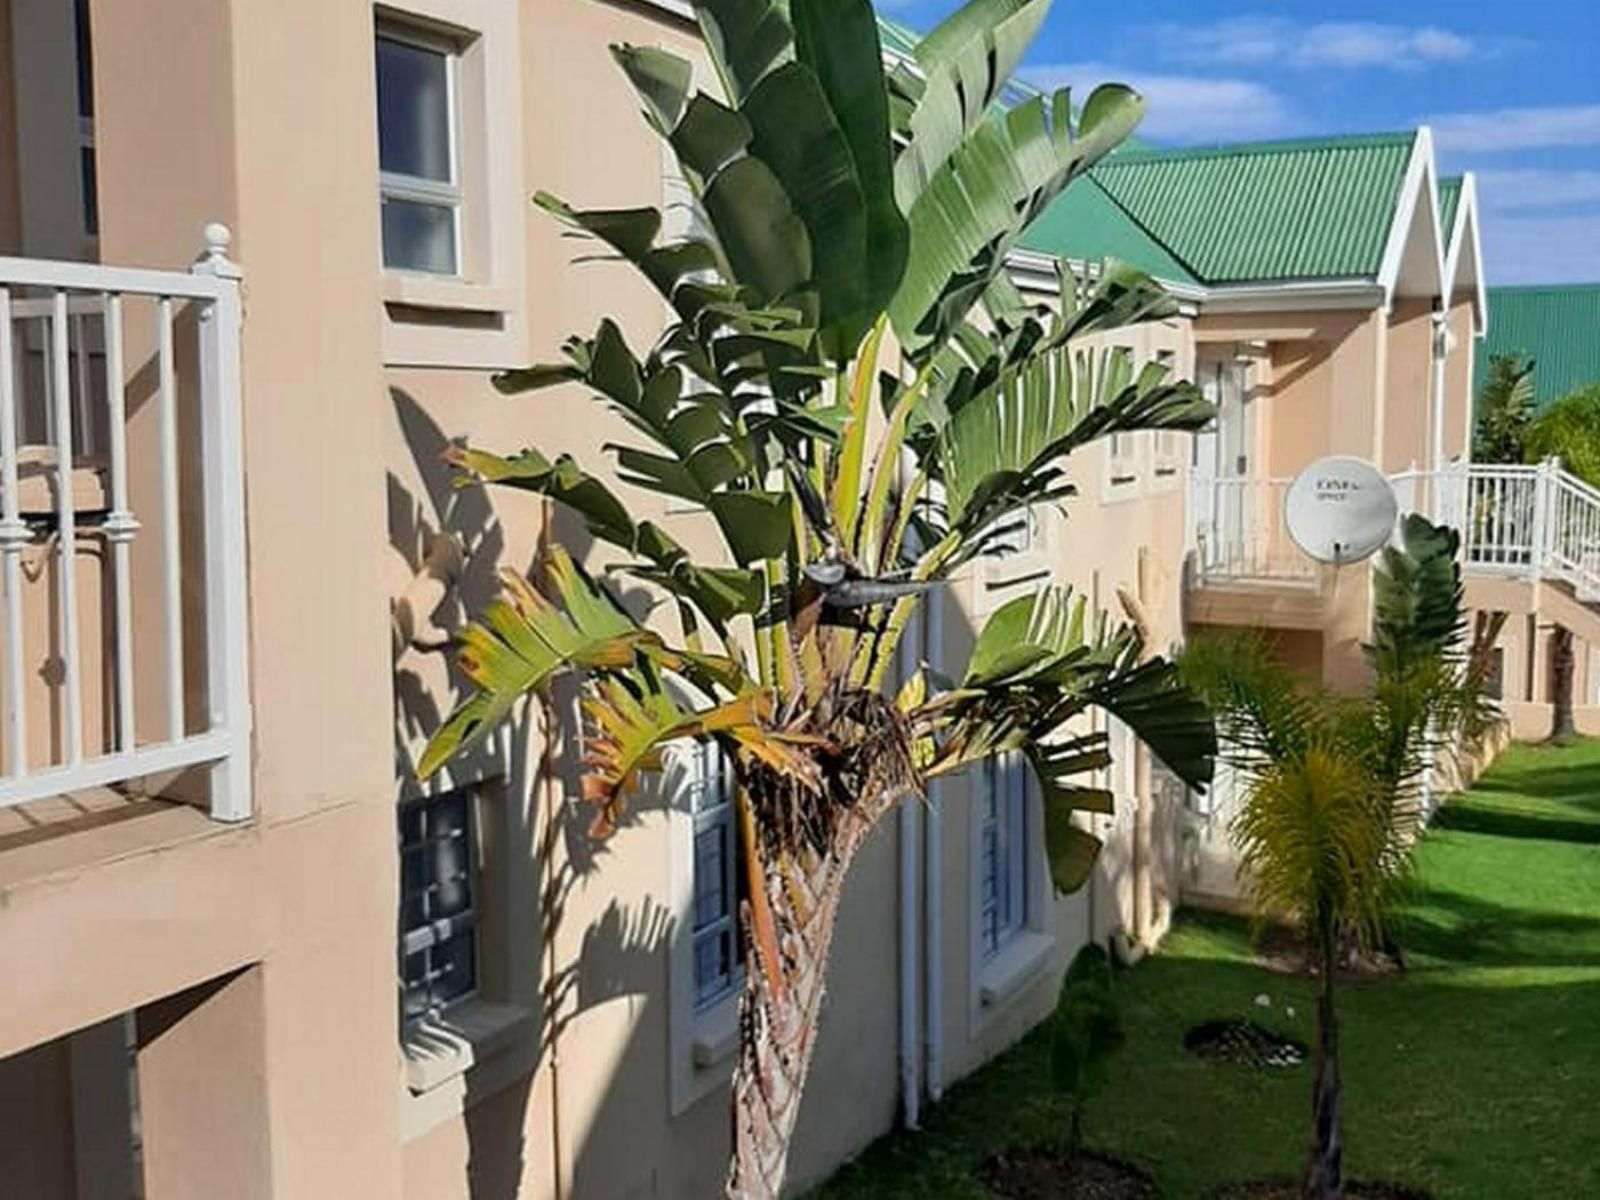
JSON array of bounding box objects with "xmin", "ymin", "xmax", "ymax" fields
[
  {"xmin": 399, "ymin": 788, "xmax": 477, "ymax": 1027},
  {"xmin": 689, "ymin": 739, "xmax": 741, "ymax": 1008},
  {"xmin": 978, "ymin": 752, "xmax": 1030, "ymax": 959},
  {"xmin": 1153, "ymin": 349, "xmax": 1181, "ymax": 478},
  {"xmin": 73, "ymin": 0, "xmax": 97, "ymax": 237},
  {"xmin": 376, "ymin": 26, "xmax": 461, "ymax": 275}
]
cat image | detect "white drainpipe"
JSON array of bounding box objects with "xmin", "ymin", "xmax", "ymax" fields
[
  {"xmin": 923, "ymin": 592, "xmax": 945, "ymax": 1103},
  {"xmin": 897, "ymin": 610, "xmax": 921, "ymax": 1129},
  {"xmin": 1430, "ymin": 311, "xmax": 1452, "ymax": 515}
]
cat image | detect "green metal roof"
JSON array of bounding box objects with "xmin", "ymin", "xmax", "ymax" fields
[
  {"xmin": 1066, "ymin": 133, "xmax": 1417, "ymax": 285},
  {"xmin": 1019, "ymin": 176, "xmax": 1199, "ymax": 286},
  {"xmin": 1438, "ymin": 176, "xmax": 1463, "ymax": 246},
  {"xmin": 1477, "ymin": 285, "xmax": 1600, "ymax": 408}
]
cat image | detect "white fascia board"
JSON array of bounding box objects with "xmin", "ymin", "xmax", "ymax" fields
[
  {"xmin": 1376, "ymin": 127, "xmax": 1447, "ymax": 308},
  {"xmin": 1446, "ymin": 173, "xmax": 1489, "ymax": 337},
  {"xmin": 1196, "ymin": 279, "xmax": 1386, "ymax": 314},
  {"xmin": 1003, "ymin": 248, "xmax": 1208, "ymax": 305}
]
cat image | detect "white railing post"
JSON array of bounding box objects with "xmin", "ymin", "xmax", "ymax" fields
[
  {"xmin": 1530, "ymin": 458, "xmax": 1553, "ymax": 584},
  {"xmin": 193, "ymin": 224, "xmax": 253, "ymax": 822},
  {"xmin": 0, "ymin": 288, "xmax": 26, "ymax": 776}
]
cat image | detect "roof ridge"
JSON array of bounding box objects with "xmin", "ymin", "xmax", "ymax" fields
[{"xmin": 1102, "ymin": 130, "xmax": 1418, "ymax": 166}]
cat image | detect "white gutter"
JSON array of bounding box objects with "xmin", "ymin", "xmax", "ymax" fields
[{"xmin": 923, "ymin": 594, "xmax": 945, "ymax": 1103}]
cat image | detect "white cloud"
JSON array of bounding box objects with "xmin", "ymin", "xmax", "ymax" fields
[
  {"xmin": 1031, "ymin": 63, "xmax": 1300, "ymax": 144},
  {"xmin": 1484, "ymin": 212, "xmax": 1600, "ymax": 285},
  {"xmin": 1475, "ymin": 170, "xmax": 1600, "ymax": 212},
  {"xmin": 1149, "ymin": 17, "xmax": 1479, "ymax": 71},
  {"xmin": 1431, "ymin": 106, "xmax": 1600, "ymax": 154}
]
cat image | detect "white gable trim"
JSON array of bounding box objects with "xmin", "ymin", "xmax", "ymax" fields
[
  {"xmin": 1443, "ymin": 174, "xmax": 1489, "ymax": 337},
  {"xmin": 1376, "ymin": 127, "xmax": 1447, "ymax": 308}
]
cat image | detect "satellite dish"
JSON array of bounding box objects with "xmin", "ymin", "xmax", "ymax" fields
[{"xmin": 1284, "ymin": 456, "xmax": 1398, "ymax": 565}]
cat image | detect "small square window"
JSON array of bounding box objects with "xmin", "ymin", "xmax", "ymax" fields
[
  {"xmin": 376, "ymin": 28, "xmax": 462, "ymax": 275},
  {"xmin": 399, "ymin": 789, "xmax": 478, "ymax": 1027}
]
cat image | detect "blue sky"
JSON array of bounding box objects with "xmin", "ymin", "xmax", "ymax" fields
[{"xmin": 883, "ymin": 0, "xmax": 1600, "ymax": 285}]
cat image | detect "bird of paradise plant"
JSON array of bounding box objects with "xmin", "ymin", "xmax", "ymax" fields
[{"xmin": 418, "ymin": 0, "xmax": 1217, "ymax": 1194}]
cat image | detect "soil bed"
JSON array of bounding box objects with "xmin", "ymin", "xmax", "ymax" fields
[
  {"xmin": 1183, "ymin": 1018, "xmax": 1306, "ymax": 1068},
  {"xmin": 981, "ymin": 1147, "xmax": 1159, "ymax": 1200}
]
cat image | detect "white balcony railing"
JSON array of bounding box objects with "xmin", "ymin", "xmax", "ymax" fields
[
  {"xmin": 0, "ymin": 227, "xmax": 250, "ymax": 819},
  {"xmin": 1191, "ymin": 459, "xmax": 1600, "ymax": 602}
]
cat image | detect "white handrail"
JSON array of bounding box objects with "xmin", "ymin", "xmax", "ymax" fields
[{"xmin": 0, "ymin": 228, "xmax": 251, "ymax": 821}]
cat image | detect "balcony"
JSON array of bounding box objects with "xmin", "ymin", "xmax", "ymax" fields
[
  {"xmin": 1190, "ymin": 459, "xmax": 1600, "ymax": 600},
  {"xmin": 0, "ymin": 228, "xmax": 250, "ymax": 821}
]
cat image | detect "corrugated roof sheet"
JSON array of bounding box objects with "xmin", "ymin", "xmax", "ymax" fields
[
  {"xmin": 1438, "ymin": 176, "xmax": 1463, "ymax": 247},
  {"xmin": 1477, "ymin": 285, "xmax": 1600, "ymax": 408},
  {"xmin": 1074, "ymin": 133, "xmax": 1416, "ymax": 285},
  {"xmin": 1019, "ymin": 177, "xmax": 1199, "ymax": 285}
]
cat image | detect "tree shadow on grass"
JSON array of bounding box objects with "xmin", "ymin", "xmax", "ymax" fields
[{"xmin": 1431, "ymin": 800, "xmax": 1600, "ymax": 845}]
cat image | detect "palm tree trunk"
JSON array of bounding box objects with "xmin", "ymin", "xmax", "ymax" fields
[
  {"xmin": 1551, "ymin": 625, "xmax": 1576, "ymax": 741},
  {"xmin": 1301, "ymin": 918, "xmax": 1344, "ymax": 1200},
  {"xmin": 725, "ymin": 790, "xmax": 897, "ymax": 1198}
]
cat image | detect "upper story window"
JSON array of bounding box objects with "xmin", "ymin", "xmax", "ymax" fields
[
  {"xmin": 688, "ymin": 739, "xmax": 741, "ymax": 1009},
  {"xmin": 978, "ymin": 751, "xmax": 1031, "ymax": 959},
  {"xmin": 376, "ymin": 26, "xmax": 461, "ymax": 276},
  {"xmin": 399, "ymin": 788, "xmax": 477, "ymax": 1027}
]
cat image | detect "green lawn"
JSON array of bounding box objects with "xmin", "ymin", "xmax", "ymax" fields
[{"xmin": 811, "ymin": 739, "xmax": 1600, "ymax": 1199}]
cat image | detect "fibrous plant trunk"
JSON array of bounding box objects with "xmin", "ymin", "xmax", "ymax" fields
[
  {"xmin": 725, "ymin": 689, "xmax": 917, "ymax": 1199},
  {"xmin": 1551, "ymin": 625, "xmax": 1576, "ymax": 741},
  {"xmin": 1301, "ymin": 918, "xmax": 1344, "ymax": 1200}
]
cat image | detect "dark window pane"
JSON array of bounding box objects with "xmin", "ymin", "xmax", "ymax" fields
[
  {"xmin": 432, "ymin": 933, "xmax": 476, "ymax": 1007},
  {"xmin": 376, "ymin": 36, "xmax": 451, "ymax": 182},
  {"xmin": 381, "ymin": 197, "xmax": 456, "ymax": 274}
]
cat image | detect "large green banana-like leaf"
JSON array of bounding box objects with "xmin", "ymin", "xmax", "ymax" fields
[
  {"xmin": 894, "ymin": 0, "xmax": 1054, "ymax": 209},
  {"xmin": 937, "ymin": 343, "xmax": 1213, "ymax": 541},
  {"xmin": 927, "ymin": 588, "xmax": 1215, "ymax": 891},
  {"xmin": 445, "ymin": 446, "xmax": 763, "ymax": 629},
  {"xmin": 417, "ymin": 550, "xmax": 649, "ymax": 778},
  {"xmin": 891, "ymin": 86, "xmax": 1146, "ymax": 360}
]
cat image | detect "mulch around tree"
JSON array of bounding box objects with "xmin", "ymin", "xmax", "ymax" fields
[
  {"xmin": 1208, "ymin": 1179, "xmax": 1432, "ymax": 1199},
  {"xmin": 1252, "ymin": 925, "xmax": 1402, "ymax": 981},
  {"xmin": 1183, "ymin": 1018, "xmax": 1307, "ymax": 1069},
  {"xmin": 981, "ymin": 1147, "xmax": 1160, "ymax": 1200}
]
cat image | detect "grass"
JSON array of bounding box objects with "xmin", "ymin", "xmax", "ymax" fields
[{"xmin": 811, "ymin": 739, "xmax": 1600, "ymax": 1199}]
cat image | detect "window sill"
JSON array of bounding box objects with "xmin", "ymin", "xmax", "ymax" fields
[
  {"xmin": 402, "ymin": 998, "xmax": 535, "ymax": 1096},
  {"xmin": 978, "ymin": 930, "xmax": 1054, "ymax": 1009},
  {"xmin": 690, "ymin": 993, "xmax": 739, "ymax": 1069},
  {"xmin": 382, "ymin": 272, "xmax": 516, "ymax": 314}
]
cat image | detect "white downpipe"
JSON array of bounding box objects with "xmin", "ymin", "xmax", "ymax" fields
[
  {"xmin": 1429, "ymin": 312, "xmax": 1451, "ymax": 518},
  {"xmin": 924, "ymin": 593, "xmax": 945, "ymax": 1103},
  {"xmin": 896, "ymin": 439, "xmax": 921, "ymax": 1130}
]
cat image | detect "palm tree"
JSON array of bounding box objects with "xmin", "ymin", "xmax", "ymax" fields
[
  {"xmin": 1472, "ymin": 353, "xmax": 1535, "ymax": 465},
  {"xmin": 417, "ymin": 0, "xmax": 1217, "ymax": 1194},
  {"xmin": 1182, "ymin": 515, "xmax": 1493, "ymax": 1197}
]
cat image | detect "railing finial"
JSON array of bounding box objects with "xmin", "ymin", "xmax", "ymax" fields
[{"xmin": 194, "ymin": 222, "xmax": 242, "ymax": 280}]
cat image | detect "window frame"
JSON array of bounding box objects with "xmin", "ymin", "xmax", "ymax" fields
[
  {"xmin": 375, "ymin": 21, "xmax": 465, "ymax": 279},
  {"xmin": 688, "ymin": 737, "xmax": 742, "ymax": 1011},
  {"xmin": 978, "ymin": 752, "xmax": 1030, "ymax": 961},
  {"xmin": 398, "ymin": 786, "xmax": 480, "ymax": 1031}
]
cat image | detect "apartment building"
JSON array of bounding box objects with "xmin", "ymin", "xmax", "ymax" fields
[{"xmin": 0, "ymin": 2, "xmax": 1582, "ymax": 1198}]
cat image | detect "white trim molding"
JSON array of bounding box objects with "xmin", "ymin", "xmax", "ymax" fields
[
  {"xmin": 376, "ymin": 0, "xmax": 528, "ymax": 369},
  {"xmin": 1376, "ymin": 127, "xmax": 1447, "ymax": 311},
  {"xmin": 1443, "ymin": 173, "xmax": 1489, "ymax": 337}
]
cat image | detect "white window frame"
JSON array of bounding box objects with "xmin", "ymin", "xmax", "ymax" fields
[
  {"xmin": 1102, "ymin": 343, "xmax": 1144, "ymax": 497},
  {"xmin": 967, "ymin": 751, "xmax": 1054, "ymax": 1032},
  {"xmin": 376, "ymin": 22, "xmax": 465, "ymax": 278},
  {"xmin": 1150, "ymin": 347, "xmax": 1186, "ymax": 489},
  {"xmin": 668, "ymin": 739, "xmax": 744, "ymax": 1114},
  {"xmin": 689, "ymin": 738, "xmax": 742, "ymax": 1010},
  {"xmin": 397, "ymin": 778, "xmax": 537, "ymax": 1136},
  {"xmin": 375, "ymin": 0, "xmax": 528, "ymax": 369}
]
